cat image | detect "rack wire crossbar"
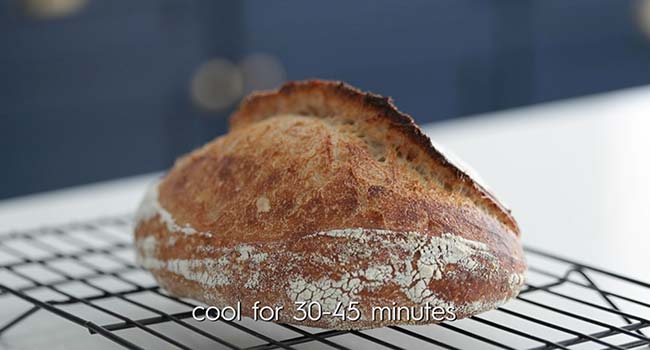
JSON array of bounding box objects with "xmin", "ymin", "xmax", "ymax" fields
[{"xmin": 0, "ymin": 216, "xmax": 648, "ymax": 349}]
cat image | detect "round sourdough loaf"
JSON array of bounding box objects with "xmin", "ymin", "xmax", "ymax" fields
[{"xmin": 134, "ymin": 80, "xmax": 526, "ymax": 329}]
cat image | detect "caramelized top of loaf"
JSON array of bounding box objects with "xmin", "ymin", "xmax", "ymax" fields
[
  {"xmin": 158, "ymin": 80, "xmax": 519, "ymax": 244},
  {"xmin": 230, "ymin": 80, "xmax": 519, "ymax": 235}
]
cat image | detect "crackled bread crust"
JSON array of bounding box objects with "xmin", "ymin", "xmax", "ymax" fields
[{"xmin": 134, "ymin": 80, "xmax": 527, "ymax": 329}]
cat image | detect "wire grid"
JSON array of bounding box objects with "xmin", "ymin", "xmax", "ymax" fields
[{"xmin": 0, "ymin": 216, "xmax": 648, "ymax": 350}]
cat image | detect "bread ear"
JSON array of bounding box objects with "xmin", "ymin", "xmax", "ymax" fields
[{"xmin": 230, "ymin": 80, "xmax": 519, "ymax": 235}]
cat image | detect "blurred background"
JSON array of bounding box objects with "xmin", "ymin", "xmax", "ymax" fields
[{"xmin": 2, "ymin": 0, "xmax": 650, "ymax": 199}]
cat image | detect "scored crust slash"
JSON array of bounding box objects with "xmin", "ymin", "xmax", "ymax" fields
[{"xmin": 134, "ymin": 79, "xmax": 527, "ymax": 330}]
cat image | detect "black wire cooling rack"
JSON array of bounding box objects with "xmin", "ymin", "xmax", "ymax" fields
[{"xmin": 0, "ymin": 216, "xmax": 648, "ymax": 350}]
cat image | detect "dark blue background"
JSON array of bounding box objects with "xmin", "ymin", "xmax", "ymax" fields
[{"xmin": 2, "ymin": 0, "xmax": 650, "ymax": 199}]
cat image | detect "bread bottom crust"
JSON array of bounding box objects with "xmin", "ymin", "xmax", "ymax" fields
[{"xmin": 135, "ymin": 213, "xmax": 526, "ymax": 329}]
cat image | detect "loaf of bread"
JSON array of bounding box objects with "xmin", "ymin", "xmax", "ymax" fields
[{"xmin": 134, "ymin": 80, "xmax": 526, "ymax": 329}]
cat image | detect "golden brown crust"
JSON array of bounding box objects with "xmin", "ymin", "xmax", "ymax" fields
[
  {"xmin": 134, "ymin": 79, "xmax": 527, "ymax": 329},
  {"xmin": 230, "ymin": 80, "xmax": 519, "ymax": 235}
]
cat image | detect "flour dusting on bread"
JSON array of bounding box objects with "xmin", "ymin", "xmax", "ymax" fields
[
  {"xmin": 285, "ymin": 229, "xmax": 499, "ymax": 312},
  {"xmin": 135, "ymin": 181, "xmax": 200, "ymax": 236},
  {"xmin": 135, "ymin": 222, "xmax": 518, "ymax": 328}
]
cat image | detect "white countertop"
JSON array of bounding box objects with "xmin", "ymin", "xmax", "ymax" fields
[{"xmin": 1, "ymin": 85, "xmax": 649, "ymax": 349}]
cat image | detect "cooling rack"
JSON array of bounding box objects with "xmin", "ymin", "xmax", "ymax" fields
[{"xmin": 0, "ymin": 216, "xmax": 648, "ymax": 350}]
